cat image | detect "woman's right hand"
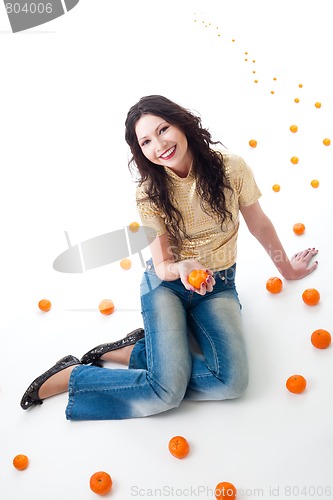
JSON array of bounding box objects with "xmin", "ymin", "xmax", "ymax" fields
[{"xmin": 178, "ymin": 259, "xmax": 215, "ymax": 295}]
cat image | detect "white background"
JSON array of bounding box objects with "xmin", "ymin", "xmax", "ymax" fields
[{"xmin": 0, "ymin": 1, "xmax": 332, "ymax": 499}]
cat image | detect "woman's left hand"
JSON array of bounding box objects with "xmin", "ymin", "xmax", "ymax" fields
[
  {"xmin": 287, "ymin": 248, "xmax": 319, "ymax": 279},
  {"xmin": 178, "ymin": 259, "xmax": 216, "ymax": 295}
]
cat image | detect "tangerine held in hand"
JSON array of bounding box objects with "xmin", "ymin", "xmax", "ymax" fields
[
  {"xmin": 302, "ymin": 288, "xmax": 320, "ymax": 306},
  {"xmin": 286, "ymin": 374, "xmax": 307, "ymax": 394},
  {"xmin": 90, "ymin": 471, "xmax": 113, "ymax": 495},
  {"xmin": 311, "ymin": 329, "xmax": 331, "ymax": 349},
  {"xmin": 13, "ymin": 454, "xmax": 29, "ymax": 470},
  {"xmin": 98, "ymin": 299, "xmax": 115, "ymax": 315},
  {"xmin": 266, "ymin": 277, "xmax": 283, "ymax": 294},
  {"xmin": 215, "ymin": 481, "xmax": 237, "ymax": 499},
  {"xmin": 188, "ymin": 269, "xmax": 210, "ymax": 289},
  {"xmin": 38, "ymin": 299, "xmax": 51, "ymax": 312},
  {"xmin": 168, "ymin": 436, "xmax": 190, "ymax": 459}
]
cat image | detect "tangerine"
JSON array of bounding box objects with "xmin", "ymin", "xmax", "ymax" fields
[
  {"xmin": 314, "ymin": 102, "xmax": 322, "ymax": 108},
  {"xmin": 215, "ymin": 481, "xmax": 237, "ymax": 499},
  {"xmin": 129, "ymin": 221, "xmax": 140, "ymax": 232},
  {"xmin": 38, "ymin": 299, "xmax": 51, "ymax": 312},
  {"xmin": 13, "ymin": 454, "xmax": 29, "ymax": 470},
  {"xmin": 310, "ymin": 179, "xmax": 319, "ymax": 188},
  {"xmin": 323, "ymin": 138, "xmax": 331, "ymax": 146},
  {"xmin": 311, "ymin": 329, "xmax": 331, "ymax": 349},
  {"xmin": 90, "ymin": 471, "xmax": 113, "ymax": 495},
  {"xmin": 286, "ymin": 374, "xmax": 307, "ymax": 394},
  {"xmin": 293, "ymin": 223, "xmax": 305, "ymax": 235},
  {"xmin": 302, "ymin": 288, "xmax": 320, "ymax": 306},
  {"xmin": 290, "ymin": 156, "xmax": 299, "ymax": 164},
  {"xmin": 290, "ymin": 124, "xmax": 298, "ymax": 133},
  {"xmin": 98, "ymin": 299, "xmax": 115, "ymax": 315},
  {"xmin": 266, "ymin": 277, "xmax": 283, "ymax": 294},
  {"xmin": 168, "ymin": 436, "xmax": 190, "ymax": 459},
  {"xmin": 272, "ymin": 184, "xmax": 280, "ymax": 192},
  {"xmin": 120, "ymin": 258, "xmax": 132, "ymax": 270},
  {"xmin": 294, "ymin": 98, "xmax": 300, "ymax": 103},
  {"xmin": 249, "ymin": 139, "xmax": 257, "ymax": 148},
  {"xmin": 188, "ymin": 269, "xmax": 210, "ymax": 289}
]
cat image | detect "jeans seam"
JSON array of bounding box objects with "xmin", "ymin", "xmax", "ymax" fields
[{"xmin": 189, "ymin": 313, "xmax": 219, "ymax": 375}]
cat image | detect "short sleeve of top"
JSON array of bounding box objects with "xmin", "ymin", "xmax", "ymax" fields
[{"xmin": 225, "ymin": 152, "xmax": 262, "ymax": 208}]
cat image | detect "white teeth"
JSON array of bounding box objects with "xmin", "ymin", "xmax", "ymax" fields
[{"xmin": 161, "ymin": 146, "xmax": 175, "ymax": 158}]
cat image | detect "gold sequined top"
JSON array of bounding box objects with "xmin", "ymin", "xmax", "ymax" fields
[{"xmin": 136, "ymin": 152, "xmax": 262, "ymax": 271}]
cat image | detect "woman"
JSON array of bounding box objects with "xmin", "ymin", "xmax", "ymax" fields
[{"xmin": 20, "ymin": 95, "xmax": 318, "ymax": 420}]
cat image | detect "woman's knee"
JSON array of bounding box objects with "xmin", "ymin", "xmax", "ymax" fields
[{"xmin": 225, "ymin": 367, "xmax": 249, "ymax": 399}]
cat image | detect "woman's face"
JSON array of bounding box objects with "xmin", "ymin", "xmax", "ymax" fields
[{"xmin": 135, "ymin": 114, "xmax": 192, "ymax": 177}]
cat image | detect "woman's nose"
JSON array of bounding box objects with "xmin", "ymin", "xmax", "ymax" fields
[{"xmin": 155, "ymin": 137, "xmax": 167, "ymax": 154}]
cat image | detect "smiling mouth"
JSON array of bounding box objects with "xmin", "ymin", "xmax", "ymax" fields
[{"xmin": 160, "ymin": 146, "xmax": 176, "ymax": 159}]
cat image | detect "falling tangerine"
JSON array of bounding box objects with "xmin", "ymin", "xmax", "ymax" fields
[
  {"xmin": 98, "ymin": 299, "xmax": 115, "ymax": 315},
  {"xmin": 310, "ymin": 179, "xmax": 319, "ymax": 188},
  {"xmin": 293, "ymin": 223, "xmax": 305, "ymax": 235},
  {"xmin": 249, "ymin": 139, "xmax": 257, "ymax": 148},
  {"xmin": 120, "ymin": 258, "xmax": 132, "ymax": 270},
  {"xmin": 38, "ymin": 299, "xmax": 51, "ymax": 312},
  {"xmin": 314, "ymin": 102, "xmax": 321, "ymax": 108},
  {"xmin": 290, "ymin": 125, "xmax": 298, "ymax": 133},
  {"xmin": 129, "ymin": 221, "xmax": 140, "ymax": 232},
  {"xmin": 290, "ymin": 156, "xmax": 299, "ymax": 165},
  {"xmin": 323, "ymin": 138, "xmax": 331, "ymax": 146},
  {"xmin": 272, "ymin": 184, "xmax": 280, "ymax": 192}
]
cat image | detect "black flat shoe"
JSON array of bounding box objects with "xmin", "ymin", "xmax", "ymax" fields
[
  {"xmin": 80, "ymin": 328, "xmax": 145, "ymax": 366},
  {"xmin": 20, "ymin": 355, "xmax": 81, "ymax": 410}
]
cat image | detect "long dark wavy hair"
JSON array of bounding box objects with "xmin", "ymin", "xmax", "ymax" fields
[{"xmin": 125, "ymin": 95, "xmax": 233, "ymax": 245}]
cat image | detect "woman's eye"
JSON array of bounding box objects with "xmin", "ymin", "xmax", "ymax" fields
[
  {"xmin": 141, "ymin": 139, "xmax": 149, "ymax": 146},
  {"xmin": 160, "ymin": 126, "xmax": 169, "ymax": 134}
]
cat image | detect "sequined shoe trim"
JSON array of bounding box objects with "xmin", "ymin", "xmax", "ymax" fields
[
  {"xmin": 80, "ymin": 328, "xmax": 145, "ymax": 365},
  {"xmin": 20, "ymin": 355, "xmax": 81, "ymax": 410}
]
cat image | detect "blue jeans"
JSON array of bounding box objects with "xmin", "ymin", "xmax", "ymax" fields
[{"xmin": 66, "ymin": 262, "xmax": 248, "ymax": 420}]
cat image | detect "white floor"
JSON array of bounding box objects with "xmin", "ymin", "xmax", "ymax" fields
[{"xmin": 1, "ymin": 1, "xmax": 332, "ymax": 499}]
